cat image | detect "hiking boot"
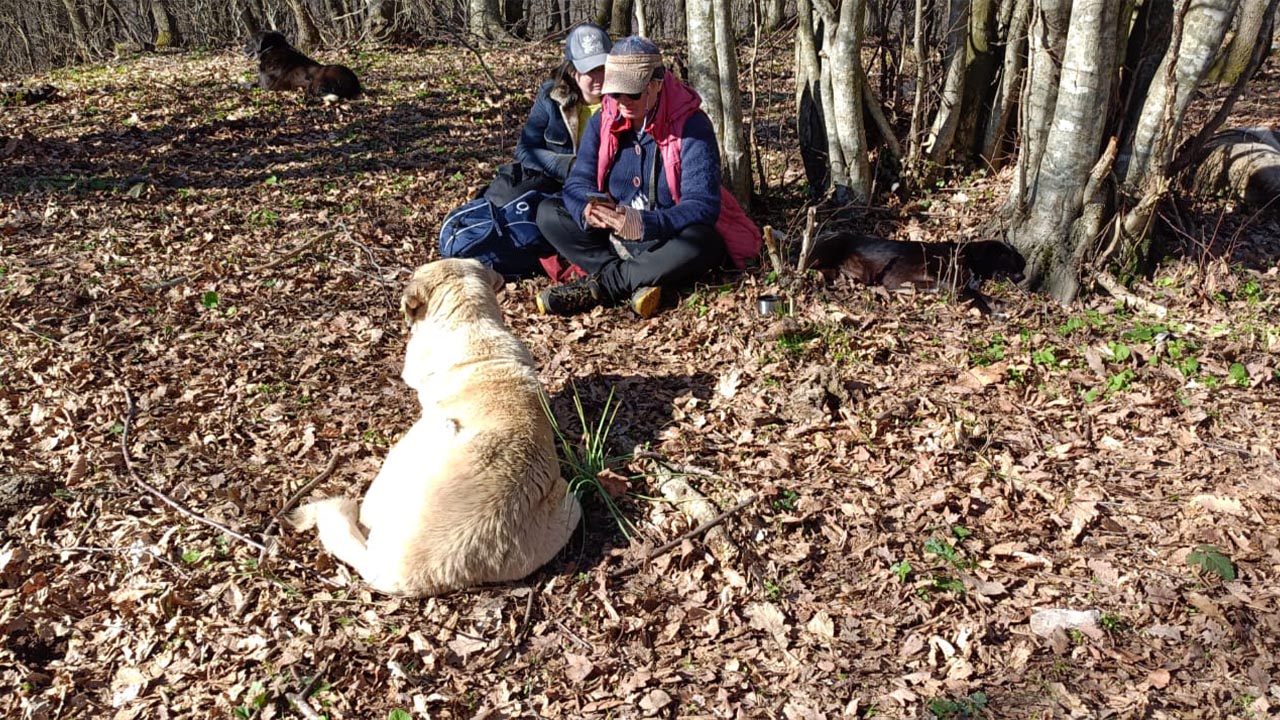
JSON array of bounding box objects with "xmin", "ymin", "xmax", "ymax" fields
[
  {"xmin": 537, "ymin": 277, "xmax": 602, "ymax": 316},
  {"xmin": 630, "ymin": 286, "xmax": 662, "ymax": 318}
]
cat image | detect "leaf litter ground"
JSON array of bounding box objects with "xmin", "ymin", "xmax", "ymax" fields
[{"xmin": 2, "ymin": 44, "xmax": 1279, "ymax": 720}]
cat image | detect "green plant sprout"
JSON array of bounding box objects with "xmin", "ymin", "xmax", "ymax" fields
[{"xmin": 540, "ymin": 383, "xmax": 635, "ymax": 539}]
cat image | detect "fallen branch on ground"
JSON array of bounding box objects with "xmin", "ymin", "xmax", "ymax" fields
[
  {"xmin": 646, "ymin": 460, "xmax": 748, "ymax": 571},
  {"xmin": 257, "ymin": 451, "xmax": 344, "ymax": 565},
  {"xmin": 612, "ymin": 494, "xmax": 756, "ymax": 577},
  {"xmin": 1094, "ymin": 272, "xmax": 1168, "ymax": 318}
]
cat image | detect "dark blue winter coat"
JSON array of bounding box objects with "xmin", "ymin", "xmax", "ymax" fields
[{"xmin": 515, "ymin": 78, "xmax": 586, "ymax": 182}]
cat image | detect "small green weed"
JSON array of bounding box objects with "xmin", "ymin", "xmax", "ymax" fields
[
  {"xmin": 1228, "ymin": 362, "xmax": 1249, "ymax": 387},
  {"xmin": 928, "ymin": 691, "xmax": 988, "ymax": 719},
  {"xmin": 247, "ymin": 208, "xmax": 279, "ymax": 228},
  {"xmin": 969, "ymin": 335, "xmax": 1006, "ymax": 366},
  {"xmin": 890, "ymin": 560, "xmax": 912, "ymax": 583},
  {"xmin": 1186, "ymin": 544, "xmax": 1236, "ymax": 582},
  {"xmin": 773, "ymin": 488, "xmax": 799, "ymax": 512},
  {"xmin": 540, "ymin": 384, "xmax": 634, "ymax": 539}
]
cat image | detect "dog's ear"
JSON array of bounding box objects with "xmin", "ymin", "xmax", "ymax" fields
[
  {"xmin": 401, "ymin": 270, "xmax": 433, "ymax": 326},
  {"xmin": 485, "ymin": 267, "xmax": 505, "ymax": 293}
]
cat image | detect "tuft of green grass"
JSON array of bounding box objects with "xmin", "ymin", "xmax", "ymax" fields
[{"xmin": 540, "ymin": 383, "xmax": 634, "ymax": 539}]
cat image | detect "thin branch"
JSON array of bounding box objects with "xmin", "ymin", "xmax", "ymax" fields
[
  {"xmin": 121, "ymin": 389, "xmax": 268, "ymax": 552},
  {"xmin": 257, "ymin": 452, "xmax": 343, "ymax": 565},
  {"xmin": 247, "ymin": 229, "xmax": 337, "ymax": 273},
  {"xmin": 13, "ymin": 322, "xmax": 63, "ymax": 346},
  {"xmin": 286, "ymin": 693, "xmax": 325, "ymax": 720},
  {"xmin": 798, "ymin": 206, "xmax": 819, "ymax": 271},
  {"xmin": 144, "ymin": 274, "xmax": 193, "ymax": 292},
  {"xmin": 1093, "ymin": 271, "xmax": 1167, "ymax": 318},
  {"xmin": 120, "ymin": 388, "xmax": 342, "ymax": 587},
  {"xmin": 516, "ymin": 589, "xmax": 537, "ymax": 643},
  {"xmin": 612, "ymin": 495, "xmax": 757, "ymax": 578}
]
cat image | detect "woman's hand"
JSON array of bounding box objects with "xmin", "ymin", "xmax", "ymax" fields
[{"xmin": 584, "ymin": 202, "xmax": 627, "ymax": 233}]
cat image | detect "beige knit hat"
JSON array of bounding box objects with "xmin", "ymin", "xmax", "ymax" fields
[{"xmin": 602, "ymin": 53, "xmax": 662, "ymax": 95}]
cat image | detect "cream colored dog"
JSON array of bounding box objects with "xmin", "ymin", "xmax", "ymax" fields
[{"xmin": 290, "ymin": 258, "xmax": 581, "ymax": 596}]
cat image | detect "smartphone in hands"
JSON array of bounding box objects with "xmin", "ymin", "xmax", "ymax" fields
[{"xmin": 585, "ymin": 191, "xmax": 615, "ymax": 208}]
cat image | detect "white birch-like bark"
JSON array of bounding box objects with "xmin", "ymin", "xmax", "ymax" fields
[
  {"xmin": 830, "ymin": 0, "xmax": 871, "ymax": 201},
  {"xmin": 906, "ymin": 0, "xmax": 928, "ymax": 165},
  {"xmin": 1008, "ymin": 0, "xmax": 1070, "ymax": 210},
  {"xmin": 925, "ymin": 0, "xmax": 972, "ymax": 162},
  {"xmin": 1121, "ymin": 0, "xmax": 1238, "ymax": 189},
  {"xmin": 468, "ymin": 0, "xmax": 511, "ymax": 40},
  {"xmin": 712, "ymin": 0, "xmax": 751, "ymax": 202},
  {"xmin": 1018, "ymin": 0, "xmax": 1118, "ymax": 301},
  {"xmin": 981, "ymin": 0, "xmax": 1029, "ymax": 164}
]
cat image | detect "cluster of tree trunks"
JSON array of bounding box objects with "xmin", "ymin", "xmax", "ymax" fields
[
  {"xmin": 797, "ymin": 0, "xmax": 1278, "ymax": 301},
  {"xmin": 4, "ymin": 0, "xmax": 1276, "ymax": 302}
]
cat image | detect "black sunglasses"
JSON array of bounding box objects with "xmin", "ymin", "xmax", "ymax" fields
[{"xmin": 608, "ymin": 91, "xmax": 644, "ymax": 101}]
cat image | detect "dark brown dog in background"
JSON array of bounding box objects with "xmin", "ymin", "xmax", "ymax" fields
[
  {"xmin": 245, "ymin": 31, "xmax": 361, "ymax": 101},
  {"xmin": 807, "ymin": 234, "xmax": 1026, "ymax": 311}
]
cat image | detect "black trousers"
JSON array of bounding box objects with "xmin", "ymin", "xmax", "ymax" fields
[{"xmin": 535, "ymin": 197, "xmax": 726, "ymax": 301}]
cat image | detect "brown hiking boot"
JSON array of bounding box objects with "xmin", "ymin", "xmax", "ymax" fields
[{"xmin": 536, "ymin": 277, "xmax": 602, "ymax": 315}]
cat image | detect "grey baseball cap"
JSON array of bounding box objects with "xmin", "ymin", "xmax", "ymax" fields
[{"xmin": 565, "ymin": 23, "xmax": 612, "ymax": 73}]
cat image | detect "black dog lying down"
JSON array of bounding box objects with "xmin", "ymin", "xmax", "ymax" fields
[
  {"xmin": 245, "ymin": 31, "xmax": 361, "ymax": 100},
  {"xmin": 807, "ymin": 234, "xmax": 1026, "ymax": 310}
]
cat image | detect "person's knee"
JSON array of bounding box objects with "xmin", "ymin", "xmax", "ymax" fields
[
  {"xmin": 535, "ymin": 196, "xmax": 567, "ymax": 233},
  {"xmin": 675, "ymin": 224, "xmax": 725, "ymax": 266}
]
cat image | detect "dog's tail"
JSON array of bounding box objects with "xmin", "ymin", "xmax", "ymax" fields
[{"xmin": 289, "ymin": 497, "xmax": 371, "ymax": 571}]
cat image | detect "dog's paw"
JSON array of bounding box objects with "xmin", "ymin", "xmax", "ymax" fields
[{"xmin": 286, "ymin": 502, "xmax": 321, "ymax": 530}]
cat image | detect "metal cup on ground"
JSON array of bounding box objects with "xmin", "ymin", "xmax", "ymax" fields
[{"xmin": 757, "ymin": 294, "xmax": 787, "ymax": 316}]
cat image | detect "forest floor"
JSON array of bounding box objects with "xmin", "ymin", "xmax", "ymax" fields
[{"xmin": 2, "ymin": 39, "xmax": 1279, "ymax": 720}]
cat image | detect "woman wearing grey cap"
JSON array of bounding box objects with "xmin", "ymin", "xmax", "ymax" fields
[
  {"xmin": 513, "ymin": 23, "xmax": 613, "ymax": 184},
  {"xmin": 534, "ymin": 36, "xmax": 760, "ymax": 318}
]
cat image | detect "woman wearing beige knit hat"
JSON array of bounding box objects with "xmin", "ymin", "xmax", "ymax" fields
[{"xmin": 534, "ymin": 36, "xmax": 760, "ymax": 317}]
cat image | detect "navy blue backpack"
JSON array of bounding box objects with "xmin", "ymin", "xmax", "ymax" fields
[{"xmin": 438, "ymin": 190, "xmax": 553, "ymax": 279}]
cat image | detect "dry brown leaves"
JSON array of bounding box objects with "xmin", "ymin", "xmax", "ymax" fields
[{"xmin": 2, "ymin": 44, "xmax": 1279, "ymax": 720}]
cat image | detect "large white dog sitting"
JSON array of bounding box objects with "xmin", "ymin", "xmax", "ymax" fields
[{"xmin": 291, "ymin": 259, "xmax": 581, "ymax": 596}]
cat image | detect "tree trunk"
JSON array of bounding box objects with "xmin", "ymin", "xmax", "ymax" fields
[
  {"xmin": 762, "ymin": 0, "xmax": 786, "ymax": 33},
  {"xmin": 150, "ymin": 0, "xmax": 180, "ymax": 47},
  {"xmin": 905, "ymin": 0, "xmax": 929, "ymax": 167},
  {"xmin": 60, "ymin": 0, "xmax": 94, "ymax": 61},
  {"xmin": 1120, "ymin": 0, "xmax": 1239, "ymax": 190},
  {"xmin": 1009, "ymin": 0, "xmax": 1119, "ymax": 301},
  {"xmin": 284, "ymin": 0, "xmax": 322, "ymax": 49},
  {"xmin": 634, "ymin": 0, "xmax": 647, "ymax": 37},
  {"xmin": 980, "ymin": 0, "xmax": 1029, "ymax": 167},
  {"xmin": 1006, "ymin": 0, "xmax": 1069, "ymax": 211},
  {"xmin": 924, "ymin": 0, "xmax": 971, "ymax": 163},
  {"xmin": 503, "ymin": 0, "xmax": 524, "ymax": 37},
  {"xmin": 235, "ymin": 0, "xmax": 262, "ymax": 36},
  {"xmin": 594, "ymin": 0, "xmax": 612, "ymax": 28},
  {"xmin": 468, "ymin": 0, "xmax": 511, "ymax": 40},
  {"xmin": 795, "ymin": 0, "xmax": 830, "ymax": 195},
  {"xmin": 611, "ymin": 0, "xmax": 633, "ymax": 37},
  {"xmin": 1207, "ymin": 0, "xmax": 1274, "ymax": 84},
  {"xmin": 365, "ymin": 0, "xmax": 399, "ymax": 39},
  {"xmin": 714, "ymin": 0, "xmax": 751, "ymax": 203},
  {"xmin": 795, "ymin": 0, "xmax": 871, "ymax": 204}
]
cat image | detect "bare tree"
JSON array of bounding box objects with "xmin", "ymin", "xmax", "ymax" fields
[
  {"xmin": 60, "ymin": 0, "xmax": 94, "ymax": 60},
  {"xmin": 760, "ymin": 0, "xmax": 786, "ymax": 33},
  {"xmin": 149, "ymin": 0, "xmax": 180, "ymax": 47},
  {"xmin": 468, "ymin": 0, "xmax": 510, "ymax": 39},
  {"xmin": 686, "ymin": 0, "xmax": 752, "ymax": 203},
  {"xmin": 1207, "ymin": 0, "xmax": 1277, "ymax": 83},
  {"xmin": 795, "ymin": 0, "xmax": 872, "ymax": 204},
  {"xmin": 610, "ymin": 0, "xmax": 633, "ymax": 36}
]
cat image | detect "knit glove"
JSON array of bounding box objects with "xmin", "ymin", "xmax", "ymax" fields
[{"xmin": 617, "ymin": 206, "xmax": 644, "ymax": 240}]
